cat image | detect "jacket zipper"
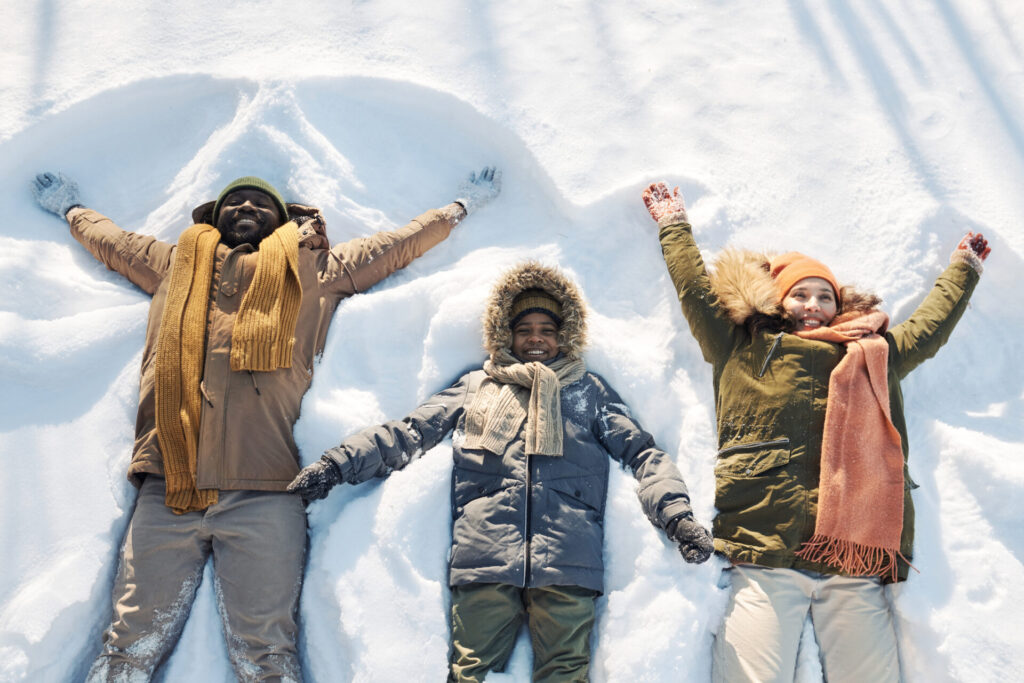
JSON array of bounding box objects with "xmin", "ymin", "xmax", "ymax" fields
[
  {"xmin": 200, "ymin": 380, "xmax": 214, "ymax": 407},
  {"xmin": 717, "ymin": 437, "xmax": 790, "ymax": 457},
  {"xmin": 522, "ymin": 452, "xmax": 532, "ymax": 588},
  {"xmin": 758, "ymin": 333, "xmax": 784, "ymax": 378}
]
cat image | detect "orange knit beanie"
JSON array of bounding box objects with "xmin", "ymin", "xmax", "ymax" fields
[{"xmin": 769, "ymin": 252, "xmax": 841, "ymax": 306}]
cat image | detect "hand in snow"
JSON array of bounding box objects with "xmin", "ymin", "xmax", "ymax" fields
[
  {"xmin": 642, "ymin": 182, "xmax": 688, "ymax": 226},
  {"xmin": 32, "ymin": 172, "xmax": 83, "ymax": 217},
  {"xmin": 669, "ymin": 514, "xmax": 714, "ymax": 564},
  {"xmin": 950, "ymin": 231, "xmax": 990, "ymax": 274},
  {"xmin": 454, "ymin": 166, "xmax": 502, "ymax": 215},
  {"xmin": 286, "ymin": 454, "xmax": 344, "ymax": 503}
]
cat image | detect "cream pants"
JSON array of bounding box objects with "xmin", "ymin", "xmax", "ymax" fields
[{"xmin": 712, "ymin": 565, "xmax": 900, "ymax": 683}]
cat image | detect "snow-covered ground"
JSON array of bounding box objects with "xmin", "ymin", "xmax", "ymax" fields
[{"xmin": 2, "ymin": 1, "xmax": 1023, "ymax": 681}]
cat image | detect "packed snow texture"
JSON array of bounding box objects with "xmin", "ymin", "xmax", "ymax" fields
[{"xmin": 2, "ymin": 1, "xmax": 1023, "ymax": 681}]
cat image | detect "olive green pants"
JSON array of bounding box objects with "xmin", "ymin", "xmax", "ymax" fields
[
  {"xmin": 448, "ymin": 583, "xmax": 598, "ymax": 682},
  {"xmin": 86, "ymin": 476, "xmax": 306, "ymax": 682}
]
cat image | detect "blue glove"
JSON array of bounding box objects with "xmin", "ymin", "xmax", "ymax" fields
[
  {"xmin": 32, "ymin": 172, "xmax": 82, "ymax": 217},
  {"xmin": 454, "ymin": 166, "xmax": 501, "ymax": 215}
]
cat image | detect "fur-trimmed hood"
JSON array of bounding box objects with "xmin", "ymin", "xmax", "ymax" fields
[
  {"xmin": 483, "ymin": 261, "xmax": 588, "ymax": 359},
  {"xmin": 709, "ymin": 249, "xmax": 881, "ymax": 327}
]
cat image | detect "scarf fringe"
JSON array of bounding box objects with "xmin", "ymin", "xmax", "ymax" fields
[{"xmin": 795, "ymin": 534, "xmax": 910, "ymax": 583}]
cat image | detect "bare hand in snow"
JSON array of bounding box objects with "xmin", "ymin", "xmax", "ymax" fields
[
  {"xmin": 32, "ymin": 172, "xmax": 83, "ymax": 217},
  {"xmin": 454, "ymin": 166, "xmax": 502, "ymax": 215},
  {"xmin": 642, "ymin": 182, "xmax": 688, "ymax": 226}
]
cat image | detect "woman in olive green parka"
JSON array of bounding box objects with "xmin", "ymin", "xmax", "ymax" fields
[{"xmin": 642, "ymin": 181, "xmax": 988, "ymax": 683}]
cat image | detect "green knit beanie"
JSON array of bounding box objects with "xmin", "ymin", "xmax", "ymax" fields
[{"xmin": 211, "ymin": 176, "xmax": 289, "ymax": 225}]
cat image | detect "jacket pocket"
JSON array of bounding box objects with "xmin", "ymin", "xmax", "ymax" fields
[
  {"xmin": 546, "ymin": 476, "xmax": 605, "ymax": 518},
  {"xmin": 715, "ymin": 438, "xmax": 791, "ymax": 477},
  {"xmin": 452, "ymin": 472, "xmax": 507, "ymax": 511}
]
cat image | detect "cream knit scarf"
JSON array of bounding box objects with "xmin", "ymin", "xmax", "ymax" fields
[
  {"xmin": 463, "ymin": 351, "xmax": 586, "ymax": 457},
  {"xmin": 792, "ymin": 310, "xmax": 908, "ymax": 580},
  {"xmin": 155, "ymin": 222, "xmax": 301, "ymax": 514}
]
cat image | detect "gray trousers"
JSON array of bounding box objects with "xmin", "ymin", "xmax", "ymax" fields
[
  {"xmin": 86, "ymin": 476, "xmax": 306, "ymax": 682},
  {"xmin": 713, "ymin": 565, "xmax": 901, "ymax": 683}
]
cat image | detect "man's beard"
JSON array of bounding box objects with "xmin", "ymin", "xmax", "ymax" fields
[{"xmin": 218, "ymin": 219, "xmax": 275, "ymax": 248}]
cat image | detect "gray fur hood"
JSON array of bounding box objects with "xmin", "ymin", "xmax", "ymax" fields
[
  {"xmin": 709, "ymin": 248, "xmax": 880, "ymax": 326},
  {"xmin": 483, "ymin": 261, "xmax": 588, "ymax": 359}
]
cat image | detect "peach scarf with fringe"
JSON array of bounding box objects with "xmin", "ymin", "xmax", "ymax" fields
[{"xmin": 792, "ymin": 310, "xmax": 908, "ymax": 581}]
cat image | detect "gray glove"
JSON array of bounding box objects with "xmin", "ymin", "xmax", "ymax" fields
[
  {"xmin": 32, "ymin": 172, "xmax": 82, "ymax": 217},
  {"xmin": 286, "ymin": 453, "xmax": 345, "ymax": 502},
  {"xmin": 454, "ymin": 166, "xmax": 501, "ymax": 215},
  {"xmin": 668, "ymin": 514, "xmax": 714, "ymax": 564}
]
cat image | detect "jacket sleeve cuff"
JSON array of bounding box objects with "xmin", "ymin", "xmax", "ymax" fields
[
  {"xmin": 441, "ymin": 201, "xmax": 467, "ymax": 225},
  {"xmin": 322, "ymin": 447, "xmax": 353, "ymax": 482},
  {"xmin": 660, "ymin": 500, "xmax": 695, "ymax": 529},
  {"xmin": 950, "ymin": 248, "xmax": 984, "ymax": 275},
  {"xmin": 657, "ymin": 210, "xmax": 691, "ymax": 230}
]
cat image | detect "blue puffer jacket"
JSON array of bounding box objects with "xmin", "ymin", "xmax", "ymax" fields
[{"xmin": 326, "ymin": 368, "xmax": 696, "ymax": 593}]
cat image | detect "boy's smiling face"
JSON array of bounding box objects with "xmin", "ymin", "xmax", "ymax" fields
[{"xmin": 511, "ymin": 312, "xmax": 560, "ymax": 362}]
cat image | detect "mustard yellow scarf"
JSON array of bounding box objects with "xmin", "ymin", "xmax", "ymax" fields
[{"xmin": 155, "ymin": 223, "xmax": 302, "ymax": 514}]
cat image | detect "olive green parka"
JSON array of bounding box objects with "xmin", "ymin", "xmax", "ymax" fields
[{"xmin": 658, "ymin": 220, "xmax": 979, "ymax": 581}]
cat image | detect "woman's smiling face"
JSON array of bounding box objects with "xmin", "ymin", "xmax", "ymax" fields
[{"xmin": 783, "ymin": 277, "xmax": 838, "ymax": 331}]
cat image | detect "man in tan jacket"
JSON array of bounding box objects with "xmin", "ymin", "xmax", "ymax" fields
[{"xmin": 31, "ymin": 168, "xmax": 500, "ymax": 682}]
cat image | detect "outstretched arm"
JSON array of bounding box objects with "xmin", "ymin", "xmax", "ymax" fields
[
  {"xmin": 594, "ymin": 379, "xmax": 713, "ymax": 564},
  {"xmin": 31, "ymin": 172, "xmax": 174, "ymax": 294},
  {"xmin": 287, "ymin": 374, "xmax": 473, "ymax": 502},
  {"xmin": 323, "ymin": 166, "xmax": 501, "ymax": 297},
  {"xmin": 889, "ymin": 232, "xmax": 988, "ymax": 378},
  {"xmin": 643, "ymin": 182, "xmax": 735, "ymax": 365}
]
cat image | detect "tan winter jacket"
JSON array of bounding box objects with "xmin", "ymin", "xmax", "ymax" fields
[{"xmin": 68, "ymin": 201, "xmax": 461, "ymax": 491}]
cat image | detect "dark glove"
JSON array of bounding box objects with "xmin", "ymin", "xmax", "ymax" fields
[
  {"xmin": 32, "ymin": 172, "xmax": 82, "ymax": 217},
  {"xmin": 286, "ymin": 454, "xmax": 345, "ymax": 502},
  {"xmin": 668, "ymin": 514, "xmax": 714, "ymax": 564}
]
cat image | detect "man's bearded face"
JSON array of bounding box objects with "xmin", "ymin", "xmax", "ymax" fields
[{"xmin": 217, "ymin": 189, "xmax": 284, "ymax": 248}]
